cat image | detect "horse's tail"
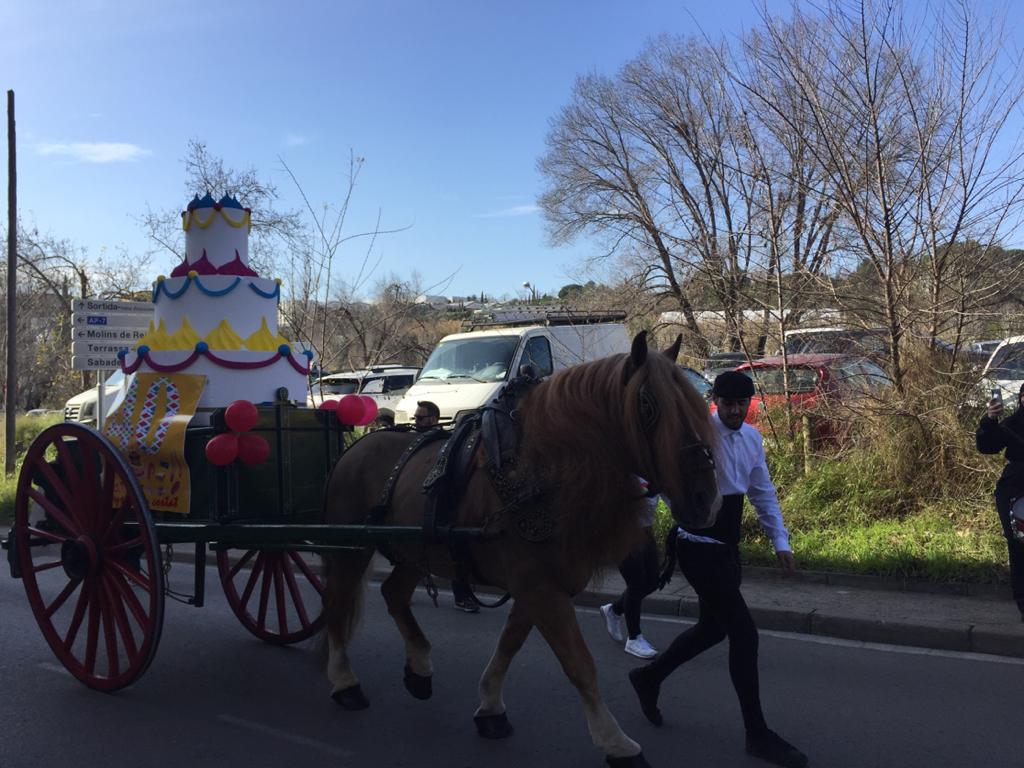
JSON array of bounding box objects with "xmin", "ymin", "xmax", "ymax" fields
[{"xmin": 322, "ymin": 547, "xmax": 374, "ymax": 647}]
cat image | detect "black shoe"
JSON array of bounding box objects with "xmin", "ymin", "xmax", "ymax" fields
[
  {"xmin": 454, "ymin": 595, "xmax": 480, "ymax": 613},
  {"xmin": 628, "ymin": 668, "xmax": 662, "ymax": 727},
  {"xmin": 746, "ymin": 729, "xmax": 808, "ymax": 768}
]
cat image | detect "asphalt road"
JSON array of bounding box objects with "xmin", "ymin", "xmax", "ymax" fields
[{"xmin": 1, "ymin": 564, "xmax": 1022, "ymax": 768}]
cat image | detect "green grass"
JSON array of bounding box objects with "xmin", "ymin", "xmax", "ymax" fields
[{"xmin": 0, "ymin": 413, "xmax": 63, "ymax": 526}]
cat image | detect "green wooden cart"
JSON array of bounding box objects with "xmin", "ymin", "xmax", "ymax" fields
[{"xmin": 2, "ymin": 401, "xmax": 434, "ymax": 691}]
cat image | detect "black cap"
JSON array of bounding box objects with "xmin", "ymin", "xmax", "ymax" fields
[{"xmin": 712, "ymin": 371, "xmax": 755, "ymax": 399}]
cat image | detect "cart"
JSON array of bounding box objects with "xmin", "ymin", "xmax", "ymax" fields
[{"xmin": 1, "ymin": 401, "xmax": 446, "ymax": 691}]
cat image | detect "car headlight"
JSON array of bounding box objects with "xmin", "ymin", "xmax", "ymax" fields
[{"xmin": 81, "ymin": 402, "xmax": 95, "ymax": 417}]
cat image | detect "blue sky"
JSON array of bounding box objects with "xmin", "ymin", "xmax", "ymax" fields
[{"xmin": 2, "ymin": 0, "xmax": 1009, "ymax": 301}]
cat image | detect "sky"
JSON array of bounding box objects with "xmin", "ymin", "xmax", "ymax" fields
[{"xmin": 0, "ymin": 0, "xmax": 1013, "ymax": 302}]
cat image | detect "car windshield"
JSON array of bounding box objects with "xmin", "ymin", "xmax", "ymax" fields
[
  {"xmin": 105, "ymin": 370, "xmax": 125, "ymax": 387},
  {"xmin": 680, "ymin": 368, "xmax": 711, "ymax": 396},
  {"xmin": 989, "ymin": 343, "xmax": 1024, "ymax": 376},
  {"xmin": 319, "ymin": 378, "xmax": 360, "ymax": 395},
  {"xmin": 748, "ymin": 366, "xmax": 820, "ymax": 394},
  {"xmin": 419, "ymin": 337, "xmax": 519, "ymax": 382}
]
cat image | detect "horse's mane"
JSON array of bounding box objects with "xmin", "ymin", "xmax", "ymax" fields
[{"xmin": 517, "ymin": 349, "xmax": 716, "ymax": 575}]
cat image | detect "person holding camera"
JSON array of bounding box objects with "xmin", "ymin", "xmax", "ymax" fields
[{"xmin": 975, "ymin": 386, "xmax": 1024, "ymax": 622}]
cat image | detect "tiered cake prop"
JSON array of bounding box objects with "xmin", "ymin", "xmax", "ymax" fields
[{"xmin": 119, "ymin": 193, "xmax": 312, "ymax": 408}]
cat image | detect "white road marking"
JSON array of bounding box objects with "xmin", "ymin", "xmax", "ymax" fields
[
  {"xmin": 579, "ymin": 608, "xmax": 1024, "ymax": 666},
  {"xmin": 218, "ymin": 714, "xmax": 354, "ymax": 758}
]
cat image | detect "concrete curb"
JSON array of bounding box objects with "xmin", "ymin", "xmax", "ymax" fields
[{"xmin": 167, "ymin": 551, "xmax": 1024, "ymax": 659}]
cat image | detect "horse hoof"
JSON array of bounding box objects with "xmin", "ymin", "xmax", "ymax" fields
[
  {"xmin": 606, "ymin": 752, "xmax": 651, "ymax": 768},
  {"xmin": 474, "ymin": 712, "xmax": 514, "ymax": 739},
  {"xmin": 332, "ymin": 684, "xmax": 370, "ymax": 710},
  {"xmin": 403, "ymin": 664, "xmax": 433, "ymax": 700}
]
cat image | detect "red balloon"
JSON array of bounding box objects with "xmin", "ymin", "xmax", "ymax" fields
[
  {"xmin": 336, "ymin": 394, "xmax": 366, "ymax": 425},
  {"xmin": 205, "ymin": 433, "xmax": 239, "ymax": 466},
  {"xmin": 224, "ymin": 400, "xmax": 259, "ymax": 433},
  {"xmin": 356, "ymin": 396, "xmax": 379, "ymax": 426},
  {"xmin": 318, "ymin": 399, "xmax": 340, "ymax": 411},
  {"xmin": 237, "ymin": 433, "xmax": 270, "ymax": 465}
]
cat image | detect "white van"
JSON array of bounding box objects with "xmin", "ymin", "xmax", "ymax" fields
[
  {"xmin": 393, "ymin": 314, "xmax": 630, "ymax": 426},
  {"xmin": 64, "ymin": 370, "xmax": 129, "ymax": 425}
]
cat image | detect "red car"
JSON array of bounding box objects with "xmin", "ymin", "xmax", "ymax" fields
[{"xmin": 713, "ymin": 353, "xmax": 891, "ymax": 440}]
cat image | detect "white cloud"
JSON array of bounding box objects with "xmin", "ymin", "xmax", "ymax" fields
[
  {"xmin": 285, "ymin": 133, "xmax": 309, "ymax": 147},
  {"xmin": 35, "ymin": 142, "xmax": 151, "ymax": 163},
  {"xmin": 475, "ymin": 204, "xmax": 540, "ymax": 218}
]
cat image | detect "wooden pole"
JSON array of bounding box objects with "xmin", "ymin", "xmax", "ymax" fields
[{"xmin": 6, "ymin": 90, "xmax": 16, "ymax": 476}]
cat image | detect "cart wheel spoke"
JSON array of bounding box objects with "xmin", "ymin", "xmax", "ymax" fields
[
  {"xmin": 14, "ymin": 423, "xmax": 164, "ymax": 691},
  {"xmin": 288, "ymin": 550, "xmax": 325, "ymax": 594},
  {"xmin": 239, "ymin": 552, "xmax": 267, "ymax": 610},
  {"xmin": 217, "ymin": 548, "xmax": 325, "ymax": 644},
  {"xmin": 27, "ymin": 487, "xmax": 80, "ymax": 540},
  {"xmin": 282, "ymin": 557, "xmax": 312, "ymax": 628},
  {"xmin": 45, "ymin": 578, "xmax": 82, "ymax": 620},
  {"xmin": 273, "ymin": 563, "xmax": 288, "ymax": 636}
]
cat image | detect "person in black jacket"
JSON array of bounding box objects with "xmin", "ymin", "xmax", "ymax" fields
[{"xmin": 975, "ymin": 385, "xmax": 1024, "ymax": 622}]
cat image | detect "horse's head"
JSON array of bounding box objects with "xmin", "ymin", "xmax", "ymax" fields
[{"xmin": 621, "ymin": 332, "xmax": 721, "ymax": 530}]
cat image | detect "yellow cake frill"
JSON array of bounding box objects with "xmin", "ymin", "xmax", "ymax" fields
[
  {"xmin": 205, "ymin": 319, "xmax": 244, "ymax": 350},
  {"xmin": 165, "ymin": 317, "xmax": 201, "ymax": 349},
  {"xmin": 135, "ymin": 319, "xmax": 171, "ymax": 350},
  {"xmin": 181, "ymin": 207, "xmax": 252, "ymax": 232},
  {"xmin": 240, "ymin": 315, "xmax": 286, "ymax": 352}
]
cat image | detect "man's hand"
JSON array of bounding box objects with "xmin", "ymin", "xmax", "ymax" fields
[
  {"xmin": 987, "ymin": 398, "xmax": 1004, "ymax": 421},
  {"xmin": 776, "ymin": 549, "xmax": 796, "ymax": 575}
]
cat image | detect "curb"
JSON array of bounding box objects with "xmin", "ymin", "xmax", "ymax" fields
[{"xmin": 167, "ymin": 551, "xmax": 1023, "ymax": 659}]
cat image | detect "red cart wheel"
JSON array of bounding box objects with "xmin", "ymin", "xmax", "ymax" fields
[
  {"xmin": 217, "ymin": 548, "xmax": 325, "ymax": 644},
  {"xmin": 13, "ymin": 422, "xmax": 164, "ymax": 690}
]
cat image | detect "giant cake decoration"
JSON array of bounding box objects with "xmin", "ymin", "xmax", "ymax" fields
[{"xmin": 119, "ymin": 192, "xmax": 311, "ymax": 407}]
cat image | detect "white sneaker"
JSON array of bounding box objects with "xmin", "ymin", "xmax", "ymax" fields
[
  {"xmin": 624, "ymin": 634, "xmax": 658, "ymax": 659},
  {"xmin": 600, "ymin": 603, "xmax": 626, "ymax": 643}
]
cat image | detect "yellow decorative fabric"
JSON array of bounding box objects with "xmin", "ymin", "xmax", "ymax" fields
[
  {"xmin": 205, "ymin": 320, "xmax": 244, "ymax": 350},
  {"xmin": 166, "ymin": 317, "xmax": 201, "ymax": 349},
  {"xmin": 244, "ymin": 318, "xmax": 279, "ymax": 351}
]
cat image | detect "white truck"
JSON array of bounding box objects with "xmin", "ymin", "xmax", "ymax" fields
[{"xmin": 393, "ymin": 309, "xmax": 630, "ymax": 427}]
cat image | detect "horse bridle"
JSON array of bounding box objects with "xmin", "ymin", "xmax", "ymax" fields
[{"xmin": 636, "ymin": 384, "xmax": 716, "ymax": 496}]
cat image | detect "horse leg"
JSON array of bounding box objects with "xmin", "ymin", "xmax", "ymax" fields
[
  {"xmin": 380, "ymin": 562, "xmax": 433, "ymax": 700},
  {"xmin": 324, "ymin": 548, "xmax": 373, "ymax": 710},
  {"xmin": 473, "ymin": 599, "xmax": 533, "ymax": 739},
  {"xmin": 532, "ymin": 591, "xmax": 649, "ymax": 767}
]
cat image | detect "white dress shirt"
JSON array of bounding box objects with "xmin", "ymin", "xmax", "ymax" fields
[{"xmin": 678, "ymin": 413, "xmax": 792, "ymax": 552}]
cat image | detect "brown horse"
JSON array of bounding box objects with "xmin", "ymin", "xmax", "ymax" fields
[{"xmin": 321, "ymin": 332, "xmax": 721, "ymax": 767}]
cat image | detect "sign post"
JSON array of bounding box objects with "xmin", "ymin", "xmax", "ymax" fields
[{"xmin": 71, "ymin": 299, "xmax": 153, "ymax": 430}]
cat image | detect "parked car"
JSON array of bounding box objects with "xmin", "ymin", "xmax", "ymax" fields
[
  {"xmin": 976, "ymin": 336, "xmax": 1024, "ymax": 405},
  {"xmin": 64, "ymin": 370, "xmax": 128, "ymax": 425},
  {"xmin": 307, "ymin": 365, "xmax": 421, "ymax": 427},
  {"xmin": 723, "ymin": 353, "xmax": 891, "ymax": 441},
  {"xmin": 780, "ymin": 327, "xmax": 890, "ymax": 364},
  {"xmin": 680, "ymin": 366, "xmax": 712, "ymax": 399},
  {"xmin": 703, "ymin": 352, "xmax": 754, "ymax": 383}
]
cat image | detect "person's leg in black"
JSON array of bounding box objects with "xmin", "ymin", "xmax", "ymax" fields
[
  {"xmin": 994, "ymin": 490, "xmax": 1024, "ymax": 619},
  {"xmin": 612, "ymin": 529, "xmax": 660, "ymax": 638},
  {"xmin": 451, "ymin": 561, "xmax": 479, "ymax": 613}
]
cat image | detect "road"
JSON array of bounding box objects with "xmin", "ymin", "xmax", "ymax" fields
[{"xmin": 1, "ymin": 563, "xmax": 1021, "ymax": 768}]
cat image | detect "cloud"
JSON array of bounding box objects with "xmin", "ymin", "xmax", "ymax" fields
[
  {"xmin": 475, "ymin": 204, "xmax": 540, "ymax": 218},
  {"xmin": 284, "ymin": 133, "xmax": 309, "ymax": 147},
  {"xmin": 35, "ymin": 142, "xmax": 151, "ymax": 163}
]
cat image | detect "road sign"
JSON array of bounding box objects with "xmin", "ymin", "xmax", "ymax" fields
[
  {"xmin": 72, "ymin": 313, "xmax": 152, "ymax": 329},
  {"xmin": 73, "ymin": 298, "xmax": 154, "ymax": 314},
  {"xmin": 72, "ymin": 327, "xmax": 148, "ymax": 341},
  {"xmin": 71, "ymin": 341, "xmax": 133, "ymax": 356},
  {"xmin": 72, "ymin": 355, "xmax": 124, "ymax": 371}
]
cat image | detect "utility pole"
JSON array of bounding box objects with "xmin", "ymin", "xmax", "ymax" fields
[{"xmin": 6, "ymin": 90, "xmax": 16, "ymax": 476}]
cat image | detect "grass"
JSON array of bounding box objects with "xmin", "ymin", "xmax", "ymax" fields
[{"xmin": 0, "ymin": 413, "xmax": 63, "ymax": 526}]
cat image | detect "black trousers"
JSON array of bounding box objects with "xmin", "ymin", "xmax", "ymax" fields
[
  {"xmin": 644, "ymin": 537, "xmax": 769, "ymax": 736},
  {"xmin": 612, "ymin": 528, "xmax": 660, "ymax": 638},
  {"xmin": 994, "ymin": 487, "xmax": 1024, "ymax": 610}
]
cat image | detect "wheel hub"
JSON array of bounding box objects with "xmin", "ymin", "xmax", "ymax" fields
[{"xmin": 61, "ymin": 536, "xmax": 100, "ymax": 580}]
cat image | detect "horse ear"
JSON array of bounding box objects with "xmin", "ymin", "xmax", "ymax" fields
[
  {"xmin": 630, "ymin": 331, "xmax": 649, "ymax": 368},
  {"xmin": 664, "ymin": 334, "xmax": 682, "ymax": 362}
]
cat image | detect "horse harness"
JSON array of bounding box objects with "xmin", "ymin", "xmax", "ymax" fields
[{"xmin": 364, "ymin": 374, "xmax": 550, "ymax": 608}]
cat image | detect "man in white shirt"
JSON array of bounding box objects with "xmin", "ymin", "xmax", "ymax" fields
[{"xmin": 628, "ymin": 371, "xmax": 808, "ymax": 768}]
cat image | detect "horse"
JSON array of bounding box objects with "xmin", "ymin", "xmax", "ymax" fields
[{"xmin": 320, "ymin": 331, "xmax": 721, "ymax": 767}]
